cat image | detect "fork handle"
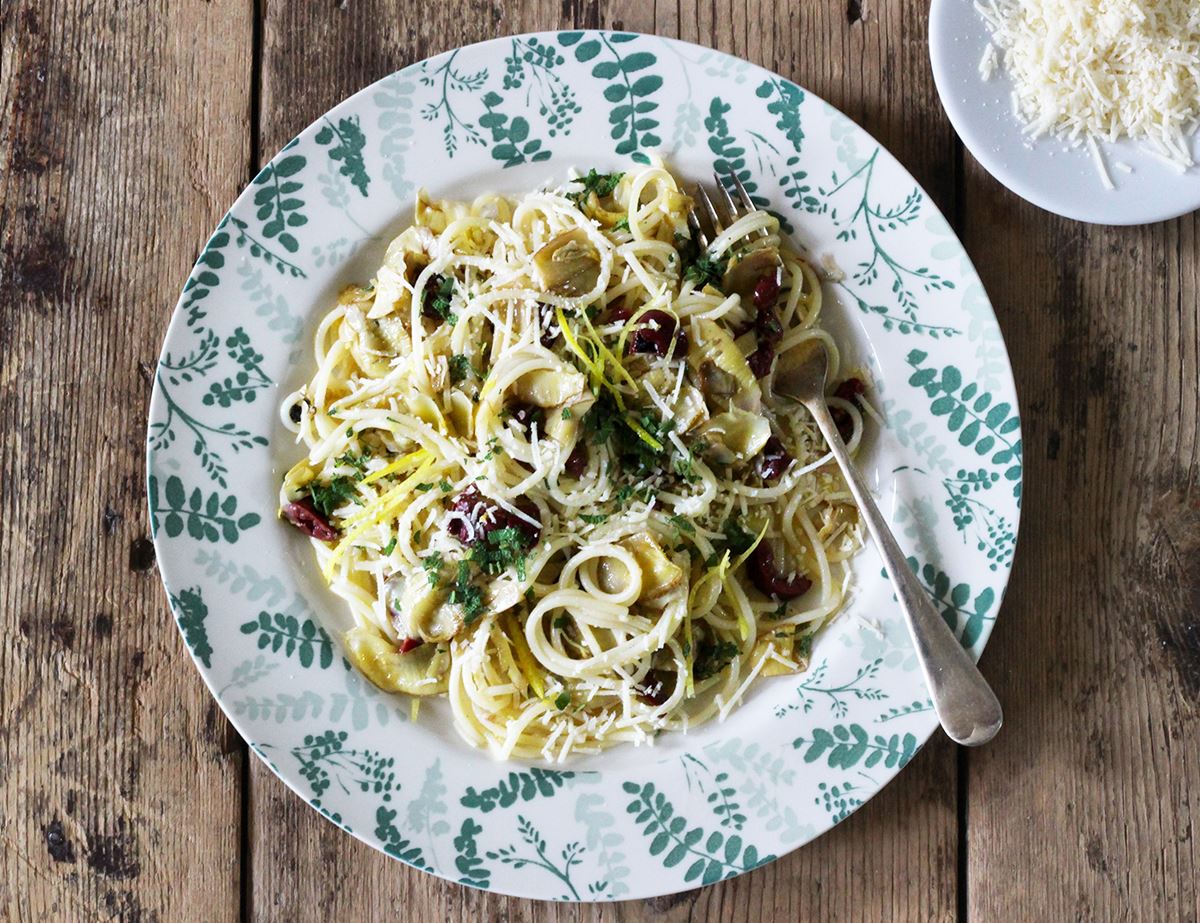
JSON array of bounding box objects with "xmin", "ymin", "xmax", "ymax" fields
[{"xmin": 804, "ymin": 398, "xmax": 1003, "ymax": 746}]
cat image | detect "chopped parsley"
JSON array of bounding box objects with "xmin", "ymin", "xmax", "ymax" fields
[
  {"xmin": 552, "ymin": 614, "xmax": 570, "ymax": 631},
  {"xmin": 570, "ymin": 169, "xmax": 624, "ymax": 209},
  {"xmin": 668, "ymin": 515, "xmax": 695, "ymax": 535},
  {"xmin": 614, "ymin": 483, "xmax": 655, "ymax": 504},
  {"xmin": 796, "ymin": 631, "xmax": 815, "ymax": 661},
  {"xmin": 425, "ymin": 274, "xmax": 457, "ymax": 325},
  {"xmin": 693, "ymin": 640, "xmax": 740, "ymax": 681},
  {"xmin": 554, "ymin": 691, "xmax": 571, "ymax": 710},
  {"xmin": 381, "ymin": 536, "xmax": 398, "ymax": 556},
  {"xmin": 422, "ymin": 551, "xmax": 443, "ymax": 588},
  {"xmin": 414, "ymin": 482, "xmax": 435, "ymax": 492},
  {"xmin": 684, "ymin": 254, "xmax": 727, "ymax": 288},
  {"xmin": 439, "ymin": 479, "xmax": 453, "ymax": 493},
  {"xmin": 471, "ymin": 527, "xmax": 530, "ymax": 581},
  {"xmin": 449, "ymin": 354, "xmax": 475, "ymax": 384},
  {"xmin": 334, "ymin": 450, "xmax": 372, "ymax": 477},
  {"xmin": 721, "ymin": 517, "xmax": 757, "ymax": 555},
  {"xmin": 579, "ymin": 513, "xmax": 609, "ymax": 525},
  {"xmin": 561, "ymin": 407, "xmax": 573, "ymax": 420},
  {"xmin": 449, "ymin": 560, "xmax": 485, "ymax": 623},
  {"xmin": 612, "ymin": 217, "xmax": 630, "ymax": 231},
  {"xmin": 482, "ymin": 437, "xmax": 503, "ymax": 461},
  {"xmin": 583, "ymin": 393, "xmax": 674, "ymax": 475},
  {"xmin": 307, "ymin": 476, "xmax": 357, "ymax": 519}
]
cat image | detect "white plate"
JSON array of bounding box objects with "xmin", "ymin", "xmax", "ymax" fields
[
  {"xmin": 148, "ymin": 31, "xmax": 1022, "ymax": 900},
  {"xmin": 929, "ymin": 0, "xmax": 1200, "ymax": 225}
]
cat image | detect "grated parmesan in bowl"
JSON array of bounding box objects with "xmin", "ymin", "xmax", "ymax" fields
[{"xmin": 975, "ymin": 0, "xmax": 1200, "ymax": 184}]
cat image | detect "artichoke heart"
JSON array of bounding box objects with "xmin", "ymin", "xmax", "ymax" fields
[
  {"xmin": 688, "ymin": 319, "xmax": 761, "ymax": 413},
  {"xmin": 722, "ymin": 246, "xmax": 781, "ymax": 304},
  {"xmin": 696, "ymin": 408, "xmax": 771, "ymax": 464},
  {"xmin": 624, "ymin": 533, "xmax": 684, "ymax": 599},
  {"xmin": 513, "ymin": 359, "xmax": 588, "ymax": 408},
  {"xmin": 343, "ymin": 624, "xmax": 448, "ymax": 696},
  {"xmin": 385, "ymin": 571, "xmax": 462, "ymax": 643},
  {"xmin": 533, "ymin": 228, "xmax": 601, "ymax": 296}
]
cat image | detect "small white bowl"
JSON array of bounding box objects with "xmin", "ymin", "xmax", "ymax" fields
[{"xmin": 929, "ymin": 0, "xmax": 1200, "ymax": 225}]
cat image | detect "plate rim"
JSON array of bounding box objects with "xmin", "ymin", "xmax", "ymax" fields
[{"xmin": 147, "ymin": 28, "xmax": 1024, "ymax": 901}]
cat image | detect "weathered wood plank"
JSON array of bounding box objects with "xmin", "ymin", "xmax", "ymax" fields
[
  {"xmin": 0, "ymin": 1, "xmax": 252, "ymax": 920},
  {"xmin": 961, "ymin": 175, "xmax": 1200, "ymax": 919},
  {"xmin": 249, "ymin": 2, "xmax": 959, "ymax": 920}
]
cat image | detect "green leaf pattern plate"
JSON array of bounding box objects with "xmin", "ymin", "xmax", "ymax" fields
[{"xmin": 148, "ymin": 32, "xmax": 1021, "ymax": 901}]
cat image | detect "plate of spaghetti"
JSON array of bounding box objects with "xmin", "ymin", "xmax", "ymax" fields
[{"xmin": 149, "ymin": 31, "xmax": 1022, "ymax": 900}]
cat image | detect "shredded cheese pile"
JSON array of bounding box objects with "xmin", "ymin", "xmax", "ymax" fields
[{"xmin": 976, "ymin": 0, "xmax": 1200, "ymax": 183}]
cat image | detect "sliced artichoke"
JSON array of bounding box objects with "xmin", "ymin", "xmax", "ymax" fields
[
  {"xmin": 344, "ymin": 624, "xmax": 448, "ymax": 695},
  {"xmin": 385, "ymin": 571, "xmax": 462, "ymax": 643},
  {"xmin": 512, "ymin": 360, "xmax": 588, "ymax": 408},
  {"xmin": 624, "ymin": 533, "xmax": 684, "ymax": 599},
  {"xmin": 688, "ymin": 319, "xmax": 761, "ymax": 413},
  {"xmin": 696, "ymin": 408, "xmax": 771, "ymax": 464},
  {"xmin": 532, "ymin": 228, "xmax": 601, "ymax": 296},
  {"xmin": 722, "ymin": 246, "xmax": 781, "ymax": 304}
]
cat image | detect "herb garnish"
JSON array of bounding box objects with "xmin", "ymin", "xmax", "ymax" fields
[
  {"xmin": 684, "ymin": 254, "xmax": 727, "ymax": 288},
  {"xmin": 439, "ymin": 479, "xmax": 453, "ymax": 493},
  {"xmin": 552, "ymin": 614, "xmax": 570, "ymax": 630},
  {"xmin": 721, "ymin": 517, "xmax": 757, "ymax": 555},
  {"xmin": 424, "ymin": 274, "xmax": 457, "ymax": 325},
  {"xmin": 307, "ymin": 476, "xmax": 357, "ymax": 519},
  {"xmin": 471, "ymin": 526, "xmax": 530, "ymax": 580},
  {"xmin": 553, "ymin": 691, "xmax": 571, "ymax": 710},
  {"xmin": 414, "ymin": 482, "xmax": 434, "ymax": 492},
  {"xmin": 335, "ymin": 450, "xmax": 372, "ymax": 476},
  {"xmin": 570, "ymin": 169, "xmax": 624, "ymax": 209},
  {"xmin": 693, "ymin": 640, "xmax": 740, "ymax": 681},
  {"xmin": 381, "ymin": 536, "xmax": 398, "ymax": 556},
  {"xmin": 449, "ymin": 560, "xmax": 485, "ymax": 623},
  {"xmin": 579, "ymin": 513, "xmax": 609, "ymax": 525},
  {"xmin": 449, "ymin": 354, "xmax": 475, "ymax": 384},
  {"xmin": 422, "ymin": 551, "xmax": 443, "ymax": 588},
  {"xmin": 668, "ymin": 515, "xmax": 695, "ymax": 535},
  {"xmin": 612, "ymin": 217, "xmax": 630, "ymax": 231}
]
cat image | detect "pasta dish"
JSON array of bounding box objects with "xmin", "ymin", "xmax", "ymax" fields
[{"xmin": 279, "ymin": 163, "xmax": 868, "ymax": 761}]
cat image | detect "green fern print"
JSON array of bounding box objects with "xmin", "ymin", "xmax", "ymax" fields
[
  {"xmin": 823, "ymin": 152, "xmax": 960, "ymax": 338},
  {"xmin": 315, "ymin": 116, "xmax": 370, "ymax": 197},
  {"xmin": 774, "ymin": 657, "xmax": 887, "ymax": 719},
  {"xmin": 168, "ymin": 587, "xmax": 212, "ymax": 668},
  {"xmin": 419, "ymin": 50, "xmax": 489, "ymax": 155},
  {"xmin": 376, "ymin": 805, "xmax": 430, "ymax": 869},
  {"xmin": 487, "ymin": 815, "xmax": 592, "ymax": 901},
  {"xmin": 292, "ymin": 730, "xmax": 396, "ymax": 801},
  {"xmin": 239, "ymin": 610, "xmax": 335, "ymax": 669},
  {"xmin": 453, "ymin": 817, "xmax": 491, "ymax": 888},
  {"xmin": 559, "ymin": 32, "xmax": 662, "ymax": 163},
  {"xmin": 460, "ymin": 768, "xmax": 575, "ymax": 813},
  {"xmin": 755, "ymin": 78, "xmax": 824, "ymax": 215},
  {"xmin": 622, "ymin": 781, "xmax": 774, "ymax": 885},
  {"xmin": 793, "ymin": 723, "xmax": 918, "ymax": 770},
  {"xmin": 479, "ymin": 92, "xmax": 552, "ymax": 167},
  {"xmin": 149, "ymin": 475, "xmax": 260, "ymax": 542},
  {"xmin": 904, "ymin": 555, "xmax": 996, "ymax": 648},
  {"xmin": 681, "ymin": 754, "xmax": 746, "ymax": 831},
  {"xmin": 180, "ymin": 223, "xmax": 231, "ymax": 328},
  {"xmin": 907, "ymin": 348, "xmax": 1022, "ymax": 500},
  {"xmin": 704, "ymin": 96, "xmax": 794, "ymax": 236},
  {"xmin": 816, "ymin": 781, "xmax": 862, "ymax": 823},
  {"xmin": 500, "ymin": 36, "xmax": 581, "ymax": 143},
  {"xmin": 574, "ymin": 792, "xmax": 630, "ymax": 898},
  {"xmin": 249, "ymin": 137, "xmax": 309, "ymax": 257}
]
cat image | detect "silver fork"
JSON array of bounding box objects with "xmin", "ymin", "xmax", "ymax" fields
[
  {"xmin": 689, "ymin": 172, "xmax": 785, "ymax": 285},
  {"xmin": 692, "ymin": 172, "xmax": 1004, "ymax": 747}
]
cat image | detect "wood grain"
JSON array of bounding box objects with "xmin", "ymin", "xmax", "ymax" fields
[
  {"xmin": 961, "ymin": 174, "xmax": 1200, "ymax": 919},
  {"xmin": 249, "ymin": 2, "xmax": 960, "ymax": 921},
  {"xmin": 0, "ymin": 1, "xmax": 252, "ymax": 920},
  {"xmin": 2, "ymin": 0, "xmax": 1197, "ymax": 921}
]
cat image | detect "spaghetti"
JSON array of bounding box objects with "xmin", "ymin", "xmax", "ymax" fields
[{"xmin": 279, "ymin": 163, "xmax": 867, "ymax": 761}]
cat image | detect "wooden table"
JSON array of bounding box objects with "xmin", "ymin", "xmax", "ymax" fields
[{"xmin": 2, "ymin": 1, "xmax": 1197, "ymax": 919}]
